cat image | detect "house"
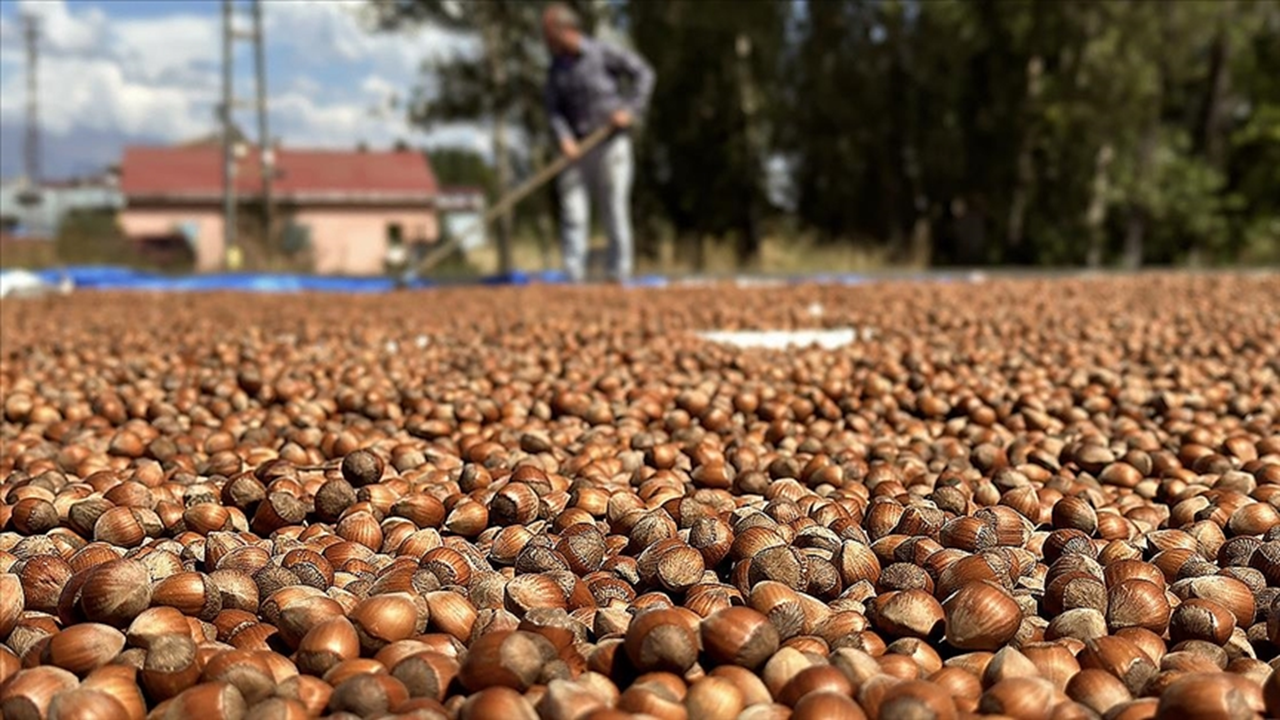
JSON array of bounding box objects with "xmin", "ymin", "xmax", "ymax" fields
[
  {"xmin": 0, "ymin": 173, "xmax": 123, "ymax": 240},
  {"xmin": 118, "ymin": 144, "xmax": 477, "ymax": 275}
]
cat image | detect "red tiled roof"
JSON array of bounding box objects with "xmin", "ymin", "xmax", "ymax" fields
[{"xmin": 120, "ymin": 146, "xmax": 439, "ymax": 203}]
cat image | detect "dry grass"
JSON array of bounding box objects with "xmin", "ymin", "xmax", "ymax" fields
[
  {"xmin": 0, "ymin": 240, "xmax": 58, "ymax": 270},
  {"xmin": 462, "ymin": 233, "xmax": 893, "ymax": 278}
]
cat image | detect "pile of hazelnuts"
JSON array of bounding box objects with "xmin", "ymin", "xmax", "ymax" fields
[{"xmin": 1, "ymin": 273, "xmax": 1279, "ymax": 720}]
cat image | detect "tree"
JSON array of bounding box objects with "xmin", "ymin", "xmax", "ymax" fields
[
  {"xmin": 425, "ymin": 147, "xmax": 499, "ymax": 197},
  {"xmin": 626, "ymin": 0, "xmax": 787, "ymax": 268},
  {"xmin": 371, "ymin": 0, "xmax": 1279, "ymax": 271},
  {"xmin": 369, "ymin": 0, "xmax": 605, "ymax": 274}
]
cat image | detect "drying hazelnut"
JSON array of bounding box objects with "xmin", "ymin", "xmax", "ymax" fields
[
  {"xmin": 943, "ymin": 581, "xmax": 1022, "ymax": 650},
  {"xmin": 1066, "ymin": 668, "xmax": 1132, "ymax": 716},
  {"xmin": 0, "ymin": 666, "xmax": 80, "ymax": 720},
  {"xmin": 340, "ymin": 450, "xmax": 385, "ymax": 488},
  {"xmin": 870, "ymin": 588, "xmax": 945, "ymax": 640},
  {"xmin": 43, "ymin": 623, "xmax": 126, "ymax": 676},
  {"xmin": 328, "ymin": 673, "xmax": 410, "ymax": 717},
  {"xmin": 1106, "ymin": 579, "xmax": 1172, "ymax": 634},
  {"xmin": 625, "ymin": 608, "xmax": 700, "ymax": 674},
  {"xmin": 158, "ymin": 681, "xmax": 247, "ymax": 720},
  {"xmin": 683, "ymin": 676, "xmax": 744, "ymax": 720},
  {"xmin": 1169, "ymin": 599, "xmax": 1236, "ymax": 646},
  {"xmin": 978, "ymin": 676, "xmax": 1057, "ymax": 720},
  {"xmin": 46, "ymin": 688, "xmax": 130, "ymax": 720},
  {"xmin": 459, "ymin": 630, "xmax": 556, "ymax": 692},
  {"xmin": 700, "ymin": 607, "xmax": 779, "ymax": 671},
  {"xmin": 1153, "ymin": 672, "xmax": 1262, "ymax": 719},
  {"xmin": 141, "ymin": 633, "xmax": 204, "ymax": 701}
]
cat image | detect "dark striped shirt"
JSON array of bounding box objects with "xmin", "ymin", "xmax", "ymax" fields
[{"xmin": 545, "ymin": 37, "xmax": 655, "ymax": 141}]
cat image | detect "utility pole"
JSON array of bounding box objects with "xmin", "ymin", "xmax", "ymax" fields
[
  {"xmin": 220, "ymin": 0, "xmax": 271, "ymax": 271},
  {"xmin": 18, "ymin": 13, "xmax": 41, "ymax": 208},
  {"xmin": 222, "ymin": 0, "xmax": 238, "ymax": 269},
  {"xmin": 251, "ymin": 0, "xmax": 273, "ymax": 250}
]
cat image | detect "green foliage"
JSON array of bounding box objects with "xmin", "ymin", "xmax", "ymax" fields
[
  {"xmin": 372, "ymin": 0, "xmax": 1280, "ymax": 269},
  {"xmin": 627, "ymin": 1, "xmax": 787, "ymax": 264},
  {"xmin": 426, "ymin": 147, "xmax": 499, "ymax": 197},
  {"xmin": 54, "ymin": 209, "xmax": 138, "ymax": 266}
]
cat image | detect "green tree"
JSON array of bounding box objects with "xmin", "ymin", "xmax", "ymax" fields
[
  {"xmin": 626, "ymin": 0, "xmax": 787, "ymax": 268},
  {"xmin": 369, "ymin": 0, "xmax": 606, "ymax": 274},
  {"xmin": 424, "ymin": 147, "xmax": 499, "ymax": 197}
]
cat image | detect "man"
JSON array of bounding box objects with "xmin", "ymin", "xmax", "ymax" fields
[{"xmin": 543, "ymin": 3, "xmax": 654, "ymax": 283}]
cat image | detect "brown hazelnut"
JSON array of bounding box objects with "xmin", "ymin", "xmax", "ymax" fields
[
  {"xmin": 43, "ymin": 623, "xmax": 125, "ymax": 676},
  {"xmin": 1168, "ymin": 599, "xmax": 1236, "ymax": 646},
  {"xmin": 141, "ymin": 633, "xmax": 203, "ymax": 701},
  {"xmin": 0, "ymin": 666, "xmax": 80, "ymax": 720},
  {"xmin": 869, "ymin": 588, "xmax": 945, "ymax": 640},
  {"xmin": 1105, "ymin": 579, "xmax": 1172, "ymax": 634},
  {"xmin": 700, "ymin": 607, "xmax": 779, "ymax": 671},
  {"xmin": 1066, "ymin": 668, "xmax": 1131, "ymax": 716},
  {"xmin": 1153, "ymin": 672, "xmax": 1263, "ymax": 719},
  {"xmin": 943, "ymin": 581, "xmax": 1022, "ymax": 650}
]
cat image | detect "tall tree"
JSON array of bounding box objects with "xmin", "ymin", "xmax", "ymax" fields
[
  {"xmin": 368, "ymin": 0, "xmax": 605, "ymax": 273},
  {"xmin": 626, "ymin": 0, "xmax": 787, "ymax": 268}
]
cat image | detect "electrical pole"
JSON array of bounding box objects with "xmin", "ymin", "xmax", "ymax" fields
[
  {"xmin": 19, "ymin": 13, "xmax": 41, "ymax": 208},
  {"xmin": 220, "ymin": 0, "xmax": 271, "ymax": 271},
  {"xmin": 251, "ymin": 0, "xmax": 273, "ymax": 251},
  {"xmin": 222, "ymin": 0, "xmax": 238, "ymax": 270}
]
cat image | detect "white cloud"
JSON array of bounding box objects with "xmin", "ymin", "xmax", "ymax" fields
[
  {"xmin": 112, "ymin": 14, "xmax": 220, "ymax": 85},
  {"xmin": 0, "ymin": 0, "xmax": 485, "ymax": 178},
  {"xmin": 263, "ymin": 1, "xmax": 475, "ymax": 72},
  {"xmin": 13, "ymin": 0, "xmax": 111, "ymax": 57}
]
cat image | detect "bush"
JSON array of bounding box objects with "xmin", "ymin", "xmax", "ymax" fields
[
  {"xmin": 55, "ymin": 209, "xmax": 137, "ymax": 265},
  {"xmin": 55, "ymin": 210, "xmax": 193, "ymax": 272}
]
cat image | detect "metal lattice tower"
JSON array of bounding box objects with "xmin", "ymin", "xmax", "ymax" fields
[
  {"xmin": 220, "ymin": 0, "xmax": 272, "ymax": 270},
  {"xmin": 19, "ymin": 13, "xmax": 41, "ymax": 206}
]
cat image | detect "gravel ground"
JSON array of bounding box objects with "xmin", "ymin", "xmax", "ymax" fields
[{"xmin": 1, "ymin": 272, "xmax": 1279, "ymax": 719}]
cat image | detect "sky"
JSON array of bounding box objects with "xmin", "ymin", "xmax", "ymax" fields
[{"xmin": 0, "ymin": 0, "xmax": 482, "ymax": 180}]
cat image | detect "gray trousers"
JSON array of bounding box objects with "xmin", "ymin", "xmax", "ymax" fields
[{"xmin": 557, "ymin": 134, "xmax": 634, "ymax": 282}]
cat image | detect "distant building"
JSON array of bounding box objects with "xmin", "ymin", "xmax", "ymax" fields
[
  {"xmin": 118, "ymin": 144, "xmax": 482, "ymax": 275},
  {"xmin": 0, "ymin": 173, "xmax": 123, "ymax": 240}
]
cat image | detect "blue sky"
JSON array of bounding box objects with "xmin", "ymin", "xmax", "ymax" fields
[{"xmin": 0, "ymin": 0, "xmax": 481, "ymax": 179}]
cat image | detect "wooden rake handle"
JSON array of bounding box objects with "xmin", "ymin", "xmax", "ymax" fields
[{"xmin": 414, "ymin": 126, "xmax": 616, "ymax": 275}]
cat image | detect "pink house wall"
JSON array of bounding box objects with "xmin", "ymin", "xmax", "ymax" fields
[
  {"xmin": 120, "ymin": 205, "xmax": 439, "ymax": 275},
  {"xmin": 293, "ymin": 208, "xmax": 438, "ymax": 275},
  {"xmin": 119, "ymin": 208, "xmax": 225, "ymax": 271}
]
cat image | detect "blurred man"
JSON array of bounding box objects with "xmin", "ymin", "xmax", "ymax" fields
[{"xmin": 543, "ymin": 3, "xmax": 654, "ymax": 283}]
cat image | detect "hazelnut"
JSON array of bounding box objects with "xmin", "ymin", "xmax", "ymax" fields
[
  {"xmin": 943, "ymin": 581, "xmax": 1022, "ymax": 650},
  {"xmin": 624, "ymin": 608, "xmax": 700, "ymax": 674},
  {"xmin": 1105, "ymin": 579, "xmax": 1172, "ymax": 634},
  {"xmin": 1169, "ymin": 599, "xmax": 1236, "ymax": 646},
  {"xmin": 683, "ymin": 676, "xmax": 744, "ymax": 720},
  {"xmin": 1153, "ymin": 672, "xmax": 1263, "ymax": 720},
  {"xmin": 0, "ymin": 666, "xmax": 80, "ymax": 720},
  {"xmin": 700, "ymin": 607, "xmax": 779, "ymax": 671}
]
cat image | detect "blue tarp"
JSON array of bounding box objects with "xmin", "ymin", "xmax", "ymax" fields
[
  {"xmin": 9, "ymin": 264, "xmax": 951, "ymax": 295},
  {"xmin": 25, "ymin": 266, "xmax": 432, "ymax": 294}
]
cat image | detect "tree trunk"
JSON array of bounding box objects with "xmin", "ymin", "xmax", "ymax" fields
[
  {"xmin": 485, "ymin": 18, "xmax": 513, "ymax": 277},
  {"xmin": 1123, "ymin": 126, "xmax": 1157, "ymax": 270},
  {"xmin": 1085, "ymin": 144, "xmax": 1114, "ymax": 268},
  {"xmin": 909, "ymin": 215, "xmax": 932, "ymax": 267},
  {"xmin": 1188, "ymin": 16, "xmax": 1231, "ymax": 269},
  {"xmin": 1123, "ymin": 208, "xmax": 1146, "ymax": 270},
  {"xmin": 1197, "ymin": 23, "xmax": 1232, "ymax": 170},
  {"xmin": 1008, "ymin": 56, "xmax": 1043, "ymax": 260},
  {"xmin": 734, "ymin": 33, "xmax": 763, "ymax": 267}
]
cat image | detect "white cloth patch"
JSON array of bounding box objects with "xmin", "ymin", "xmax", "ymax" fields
[{"xmin": 695, "ymin": 327, "xmax": 867, "ymax": 349}]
